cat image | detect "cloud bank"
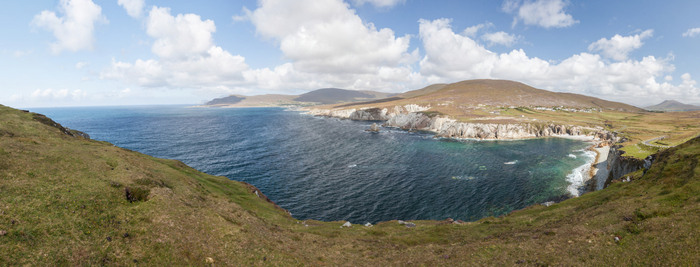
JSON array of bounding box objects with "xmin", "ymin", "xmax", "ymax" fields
[{"xmin": 100, "ymin": 0, "xmax": 697, "ymax": 105}]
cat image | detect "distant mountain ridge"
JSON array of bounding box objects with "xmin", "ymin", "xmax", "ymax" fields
[
  {"xmin": 645, "ymin": 100, "xmax": 700, "ymax": 112},
  {"xmin": 204, "ymin": 79, "xmax": 642, "ymax": 112},
  {"xmin": 203, "ymin": 88, "xmax": 392, "ymax": 107}
]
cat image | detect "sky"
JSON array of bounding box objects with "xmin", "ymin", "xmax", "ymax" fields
[{"xmin": 1, "ymin": 0, "xmax": 700, "ymax": 108}]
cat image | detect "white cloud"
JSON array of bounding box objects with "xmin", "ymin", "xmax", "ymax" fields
[
  {"xmin": 146, "ymin": 7, "xmax": 216, "ymax": 59},
  {"xmin": 76, "ymin": 61, "xmax": 89, "ymax": 69},
  {"xmin": 587, "ymin": 30, "xmax": 653, "ymax": 61},
  {"xmin": 31, "ymin": 88, "xmax": 69, "ymax": 99},
  {"xmin": 665, "ymin": 75, "xmax": 673, "ymax": 81},
  {"xmin": 503, "ymin": 0, "xmax": 578, "ymax": 29},
  {"xmin": 481, "ymin": 31, "xmax": 520, "ymax": 47},
  {"xmin": 462, "ymin": 22, "xmax": 493, "ymax": 38},
  {"xmin": 104, "ymin": 1, "xmax": 425, "ymax": 95},
  {"xmin": 682, "ymin": 73, "xmax": 697, "ymax": 86},
  {"xmin": 118, "ymin": 0, "xmax": 145, "ymax": 18},
  {"xmin": 101, "ymin": 6, "xmax": 251, "ymax": 90},
  {"xmin": 246, "ymin": 0, "xmax": 417, "ymax": 76},
  {"xmin": 683, "ymin": 28, "xmax": 700, "ymax": 37},
  {"xmin": 31, "ymin": 0, "xmax": 108, "ymax": 54},
  {"xmin": 352, "ymin": 0, "xmax": 405, "ymax": 8},
  {"xmin": 418, "ymin": 19, "xmax": 697, "ymax": 103}
]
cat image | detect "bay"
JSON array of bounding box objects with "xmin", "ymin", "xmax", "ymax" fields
[{"xmin": 30, "ymin": 105, "xmax": 593, "ymax": 223}]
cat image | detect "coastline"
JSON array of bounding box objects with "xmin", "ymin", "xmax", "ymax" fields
[{"xmin": 305, "ymin": 110, "xmax": 616, "ymax": 197}]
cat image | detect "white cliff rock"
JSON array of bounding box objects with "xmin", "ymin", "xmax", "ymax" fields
[{"xmin": 386, "ymin": 113, "xmax": 616, "ymax": 141}]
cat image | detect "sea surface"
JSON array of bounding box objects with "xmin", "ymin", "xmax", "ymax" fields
[{"xmin": 30, "ymin": 105, "xmax": 594, "ymax": 223}]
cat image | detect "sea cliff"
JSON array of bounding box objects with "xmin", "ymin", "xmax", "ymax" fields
[
  {"xmin": 306, "ymin": 105, "xmax": 617, "ymax": 142},
  {"xmin": 601, "ymin": 145, "xmax": 655, "ymax": 188}
]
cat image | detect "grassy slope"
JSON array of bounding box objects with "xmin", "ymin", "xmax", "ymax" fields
[{"xmin": 2, "ymin": 104, "xmax": 700, "ymax": 266}]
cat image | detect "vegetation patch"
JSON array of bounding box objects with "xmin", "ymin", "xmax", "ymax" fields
[{"xmin": 125, "ymin": 187, "xmax": 149, "ymax": 202}]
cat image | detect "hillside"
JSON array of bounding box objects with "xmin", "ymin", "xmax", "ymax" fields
[
  {"xmin": 334, "ymin": 79, "xmax": 642, "ymax": 112},
  {"xmin": 394, "ymin": 83, "xmax": 447, "ymax": 99},
  {"xmin": 293, "ymin": 88, "xmax": 377, "ymax": 104},
  {"xmin": 2, "ymin": 104, "xmax": 700, "ymax": 265},
  {"xmin": 646, "ymin": 100, "xmax": 700, "ymax": 112}
]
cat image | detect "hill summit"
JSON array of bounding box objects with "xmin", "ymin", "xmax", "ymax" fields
[{"xmin": 645, "ymin": 100, "xmax": 700, "ymax": 112}]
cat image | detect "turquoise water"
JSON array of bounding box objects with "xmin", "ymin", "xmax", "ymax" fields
[{"xmin": 30, "ymin": 105, "xmax": 593, "ymax": 223}]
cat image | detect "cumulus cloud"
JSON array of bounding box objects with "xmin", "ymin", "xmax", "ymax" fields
[
  {"xmin": 246, "ymin": 0, "xmax": 417, "ymax": 76},
  {"xmin": 683, "ymin": 28, "xmax": 700, "ymax": 37},
  {"xmin": 481, "ymin": 31, "xmax": 520, "ymax": 47},
  {"xmin": 588, "ymin": 30, "xmax": 653, "ymax": 61},
  {"xmin": 502, "ymin": 0, "xmax": 578, "ymax": 29},
  {"xmin": 146, "ymin": 7, "xmax": 216, "ymax": 59},
  {"xmin": 31, "ymin": 0, "xmax": 108, "ymax": 54},
  {"xmin": 418, "ymin": 19, "xmax": 696, "ymax": 103},
  {"xmin": 351, "ymin": 0, "xmax": 405, "ymax": 8},
  {"xmin": 118, "ymin": 0, "xmax": 146, "ymax": 18},
  {"xmin": 103, "ymin": 6, "xmax": 270, "ymax": 97},
  {"xmin": 462, "ymin": 22, "xmax": 493, "ymax": 38}
]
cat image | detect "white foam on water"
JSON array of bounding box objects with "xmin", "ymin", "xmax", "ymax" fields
[
  {"xmin": 568, "ymin": 154, "xmax": 577, "ymax": 159},
  {"xmin": 348, "ymin": 164, "xmax": 357, "ymax": 168},
  {"xmin": 504, "ymin": 160, "xmax": 517, "ymax": 165},
  {"xmin": 566, "ymin": 150, "xmax": 596, "ymax": 197}
]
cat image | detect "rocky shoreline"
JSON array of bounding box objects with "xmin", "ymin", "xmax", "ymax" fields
[
  {"xmin": 305, "ymin": 105, "xmax": 617, "ymax": 141},
  {"xmin": 304, "ymin": 105, "xmax": 648, "ymax": 196}
]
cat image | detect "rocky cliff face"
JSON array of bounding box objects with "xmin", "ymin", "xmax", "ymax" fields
[
  {"xmin": 602, "ymin": 145, "xmax": 655, "ymax": 188},
  {"xmin": 307, "ymin": 106, "xmax": 617, "ymax": 141},
  {"xmin": 385, "ymin": 112, "xmax": 616, "ymax": 141},
  {"xmin": 305, "ymin": 104, "xmax": 432, "ymax": 121}
]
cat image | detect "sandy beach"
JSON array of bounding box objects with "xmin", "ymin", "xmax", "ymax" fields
[{"xmin": 588, "ymin": 145, "xmax": 610, "ymax": 191}]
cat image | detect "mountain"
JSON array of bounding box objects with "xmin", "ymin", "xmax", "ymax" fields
[
  {"xmin": 204, "ymin": 94, "xmax": 299, "ymax": 107},
  {"xmin": 204, "ymin": 95, "xmax": 246, "ymax": 105},
  {"xmin": 203, "ymin": 88, "xmax": 392, "ymax": 107},
  {"xmin": 645, "ymin": 100, "xmax": 700, "ymax": 112},
  {"xmin": 3, "ymin": 103, "xmax": 700, "ymax": 265},
  {"xmin": 332, "ymin": 79, "xmax": 643, "ymax": 112},
  {"xmin": 292, "ymin": 88, "xmax": 390, "ymax": 104}
]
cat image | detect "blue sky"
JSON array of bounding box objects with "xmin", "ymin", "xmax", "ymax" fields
[{"xmin": 1, "ymin": 0, "xmax": 699, "ymax": 108}]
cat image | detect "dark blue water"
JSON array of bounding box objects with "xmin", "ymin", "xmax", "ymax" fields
[{"xmin": 30, "ymin": 105, "xmax": 592, "ymax": 223}]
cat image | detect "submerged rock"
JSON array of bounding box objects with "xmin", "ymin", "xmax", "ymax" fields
[{"xmin": 366, "ymin": 123, "xmax": 380, "ymax": 132}]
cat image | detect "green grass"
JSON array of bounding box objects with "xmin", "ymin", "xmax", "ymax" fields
[
  {"xmin": 2, "ymin": 104, "xmax": 700, "ymax": 265},
  {"xmin": 621, "ymin": 142, "xmax": 662, "ymax": 158}
]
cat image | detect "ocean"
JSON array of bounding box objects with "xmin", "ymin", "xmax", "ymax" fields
[{"xmin": 30, "ymin": 105, "xmax": 594, "ymax": 223}]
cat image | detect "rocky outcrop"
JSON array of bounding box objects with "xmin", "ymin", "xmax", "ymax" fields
[
  {"xmin": 367, "ymin": 123, "xmax": 380, "ymax": 132},
  {"xmin": 602, "ymin": 145, "xmax": 655, "ymax": 188},
  {"xmin": 385, "ymin": 112, "xmax": 616, "ymax": 141},
  {"xmin": 305, "ymin": 104, "xmax": 431, "ymax": 121}
]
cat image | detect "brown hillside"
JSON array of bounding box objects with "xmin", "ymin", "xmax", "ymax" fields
[{"xmin": 332, "ymin": 79, "xmax": 642, "ymax": 112}]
